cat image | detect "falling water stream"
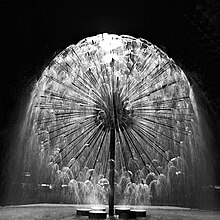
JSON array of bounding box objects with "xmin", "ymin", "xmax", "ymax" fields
[{"xmin": 7, "ymin": 33, "xmax": 215, "ymax": 209}]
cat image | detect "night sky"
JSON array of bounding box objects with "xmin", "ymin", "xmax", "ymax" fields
[{"xmin": 0, "ymin": 0, "xmax": 219, "ymax": 203}]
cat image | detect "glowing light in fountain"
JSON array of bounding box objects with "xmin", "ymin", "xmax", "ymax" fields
[{"xmin": 8, "ymin": 33, "xmax": 215, "ymax": 210}]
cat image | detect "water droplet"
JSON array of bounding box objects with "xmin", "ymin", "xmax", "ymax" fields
[{"xmin": 84, "ymin": 144, "xmax": 89, "ymax": 148}]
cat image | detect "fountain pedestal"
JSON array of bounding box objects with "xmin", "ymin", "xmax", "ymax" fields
[
  {"xmin": 76, "ymin": 208, "xmax": 92, "ymax": 216},
  {"xmin": 109, "ymin": 127, "xmax": 116, "ymax": 216},
  {"xmin": 89, "ymin": 210, "xmax": 107, "ymax": 219},
  {"xmin": 130, "ymin": 210, "xmax": 146, "ymax": 218},
  {"xmin": 76, "ymin": 207, "xmax": 147, "ymax": 219}
]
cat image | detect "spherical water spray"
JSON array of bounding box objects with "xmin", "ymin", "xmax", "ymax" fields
[{"xmin": 7, "ymin": 33, "xmax": 215, "ymax": 214}]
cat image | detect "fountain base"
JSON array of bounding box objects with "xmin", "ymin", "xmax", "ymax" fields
[
  {"xmin": 115, "ymin": 207, "xmax": 130, "ymax": 215},
  {"xmin": 115, "ymin": 207, "xmax": 130, "ymax": 219},
  {"xmin": 89, "ymin": 210, "xmax": 107, "ymax": 219},
  {"xmin": 76, "ymin": 208, "xmax": 92, "ymax": 216},
  {"xmin": 77, "ymin": 207, "xmax": 147, "ymax": 219},
  {"xmin": 130, "ymin": 210, "xmax": 146, "ymax": 218},
  {"xmin": 115, "ymin": 207, "xmax": 146, "ymax": 219}
]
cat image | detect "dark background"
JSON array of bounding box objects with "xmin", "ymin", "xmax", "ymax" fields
[{"xmin": 0, "ymin": 0, "xmax": 219, "ymax": 204}]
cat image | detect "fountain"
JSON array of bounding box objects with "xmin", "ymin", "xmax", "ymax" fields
[{"xmin": 6, "ymin": 33, "xmax": 216, "ymax": 217}]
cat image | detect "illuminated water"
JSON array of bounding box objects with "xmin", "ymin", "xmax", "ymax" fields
[{"xmin": 7, "ymin": 33, "xmax": 215, "ymax": 208}]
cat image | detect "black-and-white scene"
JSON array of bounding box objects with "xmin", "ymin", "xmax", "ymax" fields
[{"xmin": 0, "ymin": 1, "xmax": 219, "ymax": 219}]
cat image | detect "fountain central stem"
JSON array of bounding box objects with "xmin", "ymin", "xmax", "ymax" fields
[
  {"xmin": 109, "ymin": 72, "xmax": 117, "ymax": 217},
  {"xmin": 109, "ymin": 128, "xmax": 115, "ymax": 216}
]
